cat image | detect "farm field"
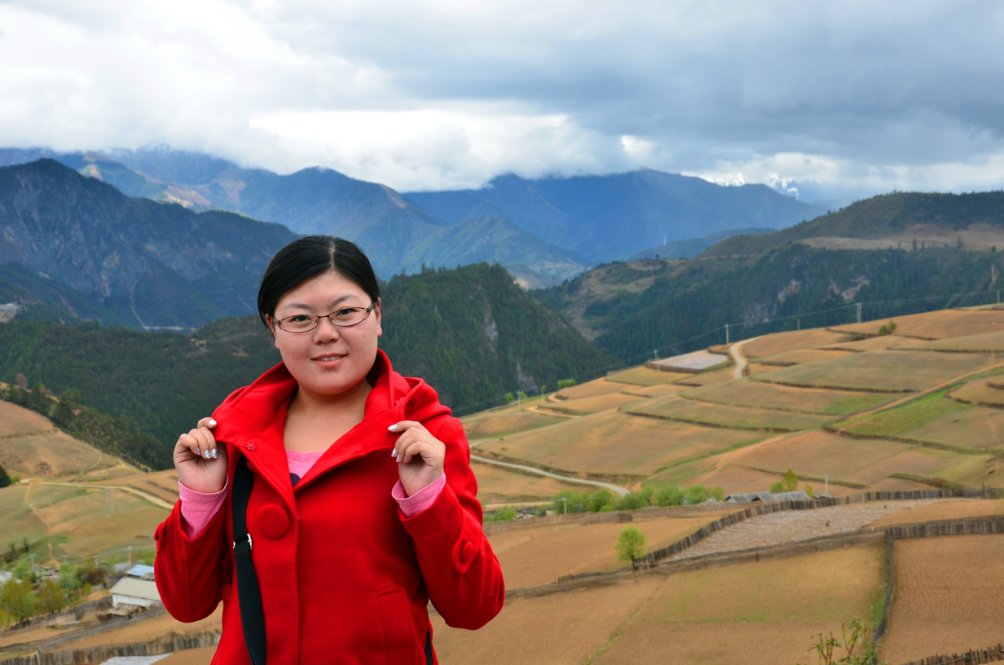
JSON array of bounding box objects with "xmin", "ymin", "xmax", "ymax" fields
[
  {"xmin": 949, "ymin": 377, "xmax": 1004, "ymax": 407},
  {"xmin": 554, "ymin": 379, "xmax": 631, "ymax": 400},
  {"xmin": 0, "ymin": 400, "xmax": 51, "ymax": 437},
  {"xmin": 60, "ymin": 607, "xmax": 222, "ymax": 650},
  {"xmin": 604, "ymin": 366, "xmax": 690, "ymax": 386},
  {"xmin": 618, "ymin": 383, "xmax": 687, "ymax": 398},
  {"xmin": 741, "ymin": 328, "xmax": 847, "ymax": 358},
  {"xmin": 821, "ymin": 334, "xmax": 925, "ymax": 352},
  {"xmin": 0, "ymin": 428, "xmax": 130, "ymax": 480},
  {"xmin": 754, "ymin": 350, "xmax": 996, "ymax": 392},
  {"xmin": 680, "ymin": 380, "xmax": 898, "ymax": 414},
  {"xmin": 674, "ymin": 367, "xmax": 734, "ymax": 387},
  {"xmin": 461, "ymin": 407, "xmax": 567, "ymax": 440},
  {"xmin": 545, "ymin": 392, "xmax": 645, "ymax": 414},
  {"xmin": 470, "ymin": 461, "xmax": 585, "ymax": 505},
  {"xmin": 869, "ymin": 499, "xmax": 1004, "ymax": 527},
  {"xmin": 488, "ymin": 513, "xmax": 727, "ymax": 588},
  {"xmin": 903, "ymin": 329, "xmax": 1004, "ymax": 352},
  {"xmin": 832, "ymin": 308, "xmax": 1004, "ymax": 340},
  {"xmin": 477, "ymin": 409, "xmax": 765, "ymax": 477},
  {"xmin": 882, "ymin": 535, "xmax": 1004, "ymax": 663},
  {"xmin": 625, "ymin": 395, "xmax": 836, "ymax": 431},
  {"xmin": 758, "ymin": 348, "xmax": 853, "ymax": 365}
]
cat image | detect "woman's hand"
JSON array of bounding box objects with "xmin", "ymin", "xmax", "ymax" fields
[
  {"xmin": 174, "ymin": 417, "xmax": 228, "ymax": 494},
  {"xmin": 389, "ymin": 421, "xmax": 445, "ymax": 497}
]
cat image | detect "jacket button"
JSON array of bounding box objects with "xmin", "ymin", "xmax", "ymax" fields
[
  {"xmin": 460, "ymin": 542, "xmax": 475, "ymax": 564},
  {"xmin": 256, "ymin": 504, "xmax": 290, "ymax": 540}
]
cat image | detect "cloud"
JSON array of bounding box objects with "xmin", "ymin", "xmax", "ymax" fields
[{"xmin": 1, "ymin": 0, "xmax": 1003, "ymax": 196}]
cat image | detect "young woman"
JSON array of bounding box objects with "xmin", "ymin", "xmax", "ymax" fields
[{"xmin": 154, "ymin": 236, "xmax": 505, "ymax": 665}]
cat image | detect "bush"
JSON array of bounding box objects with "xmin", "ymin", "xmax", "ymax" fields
[
  {"xmin": 877, "ymin": 320, "xmax": 898, "ymax": 336},
  {"xmin": 797, "ymin": 617, "xmax": 886, "ymax": 665},
  {"xmin": 35, "ymin": 579, "xmax": 65, "ymax": 615},
  {"xmin": 614, "ymin": 491, "xmax": 650, "ymax": 511},
  {"xmin": 0, "ymin": 578, "xmax": 36, "ymax": 621},
  {"xmin": 805, "ymin": 484, "xmax": 815, "ymax": 498},
  {"xmin": 685, "ymin": 485, "xmax": 709, "ymax": 505},
  {"xmin": 655, "ymin": 486, "xmax": 684, "ymax": 507},
  {"xmin": 711, "ymin": 486, "xmax": 726, "ymax": 501},
  {"xmin": 586, "ymin": 489, "xmax": 614, "ymax": 512},
  {"xmin": 491, "ymin": 507, "xmax": 517, "ymax": 522},
  {"xmin": 770, "ymin": 481, "xmax": 784, "ymax": 493},
  {"xmin": 557, "ymin": 379, "xmax": 577, "ymax": 389},
  {"xmin": 615, "ymin": 526, "xmax": 647, "ymax": 570},
  {"xmin": 137, "ymin": 548, "xmax": 155, "ymax": 566},
  {"xmin": 551, "ymin": 490, "xmax": 586, "ymax": 514},
  {"xmin": 781, "ymin": 469, "xmax": 799, "ymax": 492},
  {"xmin": 0, "ymin": 464, "xmax": 10, "ymax": 489},
  {"xmin": 504, "ymin": 392, "xmax": 514, "ymax": 403}
]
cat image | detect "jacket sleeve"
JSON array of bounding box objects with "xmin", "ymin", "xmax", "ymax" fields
[
  {"xmin": 398, "ymin": 416, "xmax": 504, "ymax": 629},
  {"xmin": 154, "ymin": 494, "xmax": 230, "ymax": 622}
]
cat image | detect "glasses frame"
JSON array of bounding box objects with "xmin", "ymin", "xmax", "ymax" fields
[{"xmin": 273, "ymin": 302, "xmax": 377, "ymax": 334}]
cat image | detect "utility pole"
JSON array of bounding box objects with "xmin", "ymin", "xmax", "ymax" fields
[
  {"xmin": 725, "ymin": 323, "xmax": 730, "ymax": 345},
  {"xmin": 561, "ymin": 497, "xmax": 567, "ymax": 515},
  {"xmin": 856, "ymin": 303, "xmax": 862, "ymax": 324},
  {"xmin": 516, "ymin": 389, "xmax": 521, "ymax": 412},
  {"xmin": 824, "ymin": 474, "xmax": 829, "ymax": 495},
  {"xmin": 654, "ymin": 349, "xmax": 659, "ymax": 361},
  {"xmin": 797, "ymin": 319, "xmax": 800, "ymax": 331},
  {"xmin": 29, "ymin": 554, "xmax": 34, "ymax": 571},
  {"xmin": 127, "ymin": 546, "xmax": 133, "ymax": 568}
]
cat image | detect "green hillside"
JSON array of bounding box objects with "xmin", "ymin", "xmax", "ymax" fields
[{"xmin": 701, "ymin": 191, "xmax": 1004, "ymax": 257}]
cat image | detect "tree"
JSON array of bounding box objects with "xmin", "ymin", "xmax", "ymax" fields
[
  {"xmin": 615, "ymin": 526, "xmax": 646, "ymax": 570},
  {"xmin": 0, "ymin": 464, "xmax": 10, "ymax": 489},
  {"xmin": 35, "ymin": 579, "xmax": 65, "ymax": 615},
  {"xmin": 0, "ymin": 578, "xmax": 36, "ymax": 621},
  {"xmin": 781, "ymin": 469, "xmax": 799, "ymax": 492}
]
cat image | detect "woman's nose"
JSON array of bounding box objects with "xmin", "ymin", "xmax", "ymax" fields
[{"xmin": 312, "ymin": 315, "xmax": 342, "ymax": 341}]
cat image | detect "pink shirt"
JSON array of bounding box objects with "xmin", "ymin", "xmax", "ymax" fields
[{"xmin": 179, "ymin": 450, "xmax": 446, "ymax": 538}]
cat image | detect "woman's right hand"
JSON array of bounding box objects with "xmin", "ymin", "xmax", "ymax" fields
[{"xmin": 174, "ymin": 417, "xmax": 228, "ymax": 493}]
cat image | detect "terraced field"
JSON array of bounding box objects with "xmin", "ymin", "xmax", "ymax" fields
[
  {"xmin": 625, "ymin": 395, "xmax": 835, "ymax": 431},
  {"xmin": 680, "ymin": 380, "xmax": 898, "ymax": 414}
]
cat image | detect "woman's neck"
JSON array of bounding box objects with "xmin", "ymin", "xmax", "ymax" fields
[{"xmin": 284, "ymin": 379, "xmax": 373, "ymax": 453}]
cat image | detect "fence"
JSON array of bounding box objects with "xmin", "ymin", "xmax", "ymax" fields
[
  {"xmin": 2, "ymin": 599, "xmax": 112, "ymax": 637},
  {"xmin": 900, "ymin": 644, "xmax": 1004, "ymax": 665},
  {"xmin": 0, "ymin": 629, "xmax": 220, "ymax": 665},
  {"xmin": 873, "ymin": 532, "xmax": 895, "ymax": 643}
]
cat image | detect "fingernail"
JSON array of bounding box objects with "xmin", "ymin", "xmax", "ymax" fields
[
  {"xmin": 211, "ymin": 449, "xmax": 218, "ymax": 459},
  {"xmin": 397, "ymin": 454, "xmax": 403, "ymax": 463},
  {"xmin": 390, "ymin": 448, "xmax": 397, "ymax": 457},
  {"xmin": 208, "ymin": 419, "xmax": 217, "ymax": 427},
  {"xmin": 203, "ymin": 451, "xmax": 211, "ymax": 459},
  {"xmin": 388, "ymin": 424, "xmax": 398, "ymax": 431}
]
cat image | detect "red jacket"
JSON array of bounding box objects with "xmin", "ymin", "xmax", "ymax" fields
[{"xmin": 154, "ymin": 351, "xmax": 505, "ymax": 664}]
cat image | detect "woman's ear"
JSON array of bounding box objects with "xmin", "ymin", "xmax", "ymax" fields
[
  {"xmin": 266, "ymin": 316, "xmax": 279, "ymax": 347},
  {"xmin": 374, "ymin": 298, "xmax": 382, "ymax": 337}
]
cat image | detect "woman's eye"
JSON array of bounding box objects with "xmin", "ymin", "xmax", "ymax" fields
[
  {"xmin": 336, "ymin": 308, "xmax": 358, "ymax": 317},
  {"xmin": 288, "ymin": 315, "xmax": 311, "ymax": 323}
]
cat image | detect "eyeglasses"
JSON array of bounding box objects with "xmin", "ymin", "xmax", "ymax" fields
[{"xmin": 273, "ymin": 303, "xmax": 377, "ymax": 333}]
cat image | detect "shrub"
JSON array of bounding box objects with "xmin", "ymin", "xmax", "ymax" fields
[
  {"xmin": 137, "ymin": 548, "xmax": 155, "ymax": 566},
  {"xmin": 656, "ymin": 486, "xmax": 684, "ymax": 507},
  {"xmin": 797, "ymin": 617, "xmax": 886, "ymax": 665},
  {"xmin": 685, "ymin": 485, "xmax": 709, "ymax": 505},
  {"xmin": 711, "ymin": 486, "xmax": 726, "ymax": 501},
  {"xmin": 805, "ymin": 484, "xmax": 815, "ymax": 498},
  {"xmin": 781, "ymin": 469, "xmax": 799, "ymax": 492},
  {"xmin": 491, "ymin": 508, "xmax": 517, "ymax": 522},
  {"xmin": 35, "ymin": 579, "xmax": 65, "ymax": 615},
  {"xmin": 586, "ymin": 489, "xmax": 614, "ymax": 512},
  {"xmin": 877, "ymin": 320, "xmax": 898, "ymax": 336},
  {"xmin": 615, "ymin": 492, "xmax": 648, "ymax": 511},
  {"xmin": 615, "ymin": 526, "xmax": 647, "ymax": 570},
  {"xmin": 0, "ymin": 578, "xmax": 36, "ymax": 621},
  {"xmin": 770, "ymin": 481, "xmax": 784, "ymax": 493},
  {"xmin": 504, "ymin": 392, "xmax": 514, "ymax": 403},
  {"xmin": 0, "ymin": 464, "xmax": 10, "ymax": 489},
  {"xmin": 551, "ymin": 490, "xmax": 586, "ymax": 514},
  {"xmin": 557, "ymin": 379, "xmax": 577, "ymax": 389}
]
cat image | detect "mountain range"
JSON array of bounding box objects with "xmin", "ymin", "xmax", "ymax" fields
[{"xmin": 0, "ymin": 146, "xmax": 826, "ymax": 282}]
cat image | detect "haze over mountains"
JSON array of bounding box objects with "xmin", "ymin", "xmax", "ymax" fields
[{"xmin": 0, "ymin": 146, "xmax": 826, "ymax": 282}]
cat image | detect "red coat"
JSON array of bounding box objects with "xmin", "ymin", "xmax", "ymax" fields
[{"xmin": 154, "ymin": 351, "xmax": 505, "ymax": 664}]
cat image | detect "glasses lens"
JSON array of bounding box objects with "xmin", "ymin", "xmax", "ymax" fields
[
  {"xmin": 332, "ymin": 307, "xmax": 368, "ymax": 325},
  {"xmin": 281, "ymin": 315, "xmax": 318, "ymax": 332}
]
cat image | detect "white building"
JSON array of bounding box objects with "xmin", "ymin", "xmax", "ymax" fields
[{"xmin": 109, "ymin": 576, "xmax": 161, "ymax": 608}]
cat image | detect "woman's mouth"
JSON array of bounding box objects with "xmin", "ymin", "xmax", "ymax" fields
[{"xmin": 313, "ymin": 354, "xmax": 345, "ymax": 363}]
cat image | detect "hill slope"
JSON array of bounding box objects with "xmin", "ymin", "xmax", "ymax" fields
[{"xmin": 0, "ymin": 159, "xmax": 299, "ymax": 330}]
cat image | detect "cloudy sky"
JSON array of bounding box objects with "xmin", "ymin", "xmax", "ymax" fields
[{"xmin": 2, "ymin": 0, "xmax": 1003, "ymax": 200}]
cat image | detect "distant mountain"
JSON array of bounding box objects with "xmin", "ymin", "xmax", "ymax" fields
[
  {"xmin": 0, "ymin": 159, "xmax": 298, "ymax": 330},
  {"xmin": 356, "ymin": 215, "xmax": 591, "ymax": 286},
  {"xmin": 701, "ymin": 191, "xmax": 1004, "ymax": 257},
  {"xmin": 627, "ymin": 228, "xmax": 775, "ymax": 261},
  {"xmin": 404, "ymin": 170, "xmax": 828, "ymax": 262}
]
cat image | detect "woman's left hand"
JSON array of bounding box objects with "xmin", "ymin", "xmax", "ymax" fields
[{"xmin": 389, "ymin": 421, "xmax": 445, "ymax": 497}]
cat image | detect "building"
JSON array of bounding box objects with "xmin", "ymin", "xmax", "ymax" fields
[
  {"xmin": 108, "ymin": 565, "xmax": 160, "ymax": 608},
  {"xmin": 725, "ymin": 491, "xmax": 813, "ymax": 503}
]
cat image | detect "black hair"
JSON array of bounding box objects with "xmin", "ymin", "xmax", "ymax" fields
[{"xmin": 257, "ymin": 235, "xmax": 380, "ymax": 327}]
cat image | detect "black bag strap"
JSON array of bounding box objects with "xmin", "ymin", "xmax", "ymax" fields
[{"xmin": 233, "ymin": 456, "xmax": 267, "ymax": 665}]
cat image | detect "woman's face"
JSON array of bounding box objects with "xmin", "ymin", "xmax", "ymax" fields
[{"xmin": 270, "ymin": 270, "xmax": 382, "ymax": 401}]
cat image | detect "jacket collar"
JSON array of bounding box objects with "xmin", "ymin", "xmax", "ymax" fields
[{"xmin": 212, "ymin": 350, "xmax": 444, "ymax": 509}]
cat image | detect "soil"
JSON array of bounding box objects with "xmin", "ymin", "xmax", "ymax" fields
[
  {"xmin": 882, "ymin": 535, "xmax": 1004, "ymax": 663},
  {"xmin": 832, "ymin": 309, "xmax": 1004, "ymax": 341},
  {"xmin": 869, "ymin": 498, "xmax": 1004, "ymax": 527},
  {"xmin": 605, "ymin": 366, "xmax": 690, "ymax": 386},
  {"xmin": 550, "ymin": 392, "xmax": 645, "ymax": 414},
  {"xmin": 60, "ymin": 608, "xmax": 222, "ymax": 650},
  {"xmin": 742, "ymin": 328, "xmax": 846, "ymax": 358},
  {"xmin": 628, "ymin": 395, "xmax": 835, "ymax": 431},
  {"xmin": 158, "ymin": 647, "xmax": 215, "ymax": 664},
  {"xmin": 555, "ymin": 379, "xmax": 631, "ymax": 401},
  {"xmin": 470, "ymin": 460, "xmax": 585, "ymax": 504},
  {"xmin": 489, "ymin": 515, "xmax": 725, "ymax": 588}
]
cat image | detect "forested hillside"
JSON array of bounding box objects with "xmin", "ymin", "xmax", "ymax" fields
[
  {"xmin": 540, "ymin": 246, "xmax": 1004, "ymax": 363},
  {"xmin": 0, "ymin": 263, "xmax": 613, "ymax": 464}
]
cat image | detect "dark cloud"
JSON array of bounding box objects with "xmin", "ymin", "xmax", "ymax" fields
[{"xmin": 1, "ymin": 0, "xmax": 1002, "ymax": 198}]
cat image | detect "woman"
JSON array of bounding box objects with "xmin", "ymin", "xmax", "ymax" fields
[{"xmin": 154, "ymin": 236, "xmax": 505, "ymax": 665}]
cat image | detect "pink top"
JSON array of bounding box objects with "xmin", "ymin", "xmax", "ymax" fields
[{"xmin": 179, "ymin": 450, "xmax": 446, "ymax": 538}]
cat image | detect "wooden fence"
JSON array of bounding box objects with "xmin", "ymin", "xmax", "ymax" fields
[
  {"xmin": 900, "ymin": 644, "xmax": 1004, "ymax": 665},
  {"xmin": 873, "ymin": 532, "xmax": 895, "ymax": 643},
  {"xmin": 0, "ymin": 629, "xmax": 220, "ymax": 665}
]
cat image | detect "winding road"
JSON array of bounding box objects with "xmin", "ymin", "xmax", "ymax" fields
[
  {"xmin": 469, "ymin": 439, "xmax": 630, "ymax": 496},
  {"xmin": 729, "ymin": 337, "xmax": 758, "ymax": 379}
]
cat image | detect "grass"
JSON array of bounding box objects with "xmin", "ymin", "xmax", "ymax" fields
[
  {"xmin": 837, "ymin": 389, "xmax": 972, "ymax": 439},
  {"xmin": 461, "ymin": 411, "xmax": 567, "ymax": 439},
  {"xmin": 625, "ymin": 395, "xmax": 835, "ymax": 432},
  {"xmin": 605, "ymin": 366, "xmax": 690, "ymax": 386},
  {"xmin": 680, "ymin": 380, "xmax": 899, "ymax": 415},
  {"xmin": 741, "ymin": 328, "xmax": 847, "ymax": 359},
  {"xmin": 754, "ymin": 350, "xmax": 996, "ymax": 392}
]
